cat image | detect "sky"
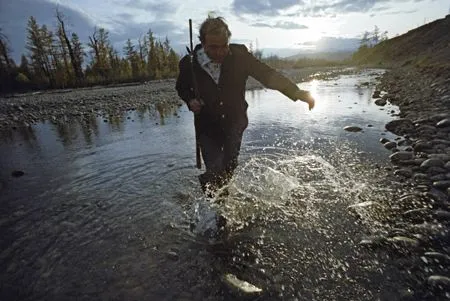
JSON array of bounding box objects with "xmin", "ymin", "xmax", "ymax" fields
[{"xmin": 0, "ymin": 0, "xmax": 448, "ymax": 62}]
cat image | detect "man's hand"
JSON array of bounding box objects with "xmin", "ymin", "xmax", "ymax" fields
[
  {"xmin": 188, "ymin": 99, "xmax": 203, "ymax": 113},
  {"xmin": 295, "ymin": 90, "xmax": 315, "ymax": 111}
]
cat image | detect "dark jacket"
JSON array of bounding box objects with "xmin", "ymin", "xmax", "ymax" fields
[{"xmin": 176, "ymin": 44, "xmax": 300, "ymax": 137}]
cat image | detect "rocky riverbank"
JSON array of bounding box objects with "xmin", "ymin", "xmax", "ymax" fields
[
  {"xmin": 0, "ymin": 79, "xmax": 183, "ymax": 131},
  {"xmin": 0, "ymin": 66, "xmax": 352, "ymax": 132},
  {"xmin": 359, "ymin": 66, "xmax": 450, "ymax": 300}
]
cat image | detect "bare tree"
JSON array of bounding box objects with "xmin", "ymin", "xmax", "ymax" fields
[{"xmin": 56, "ymin": 9, "xmax": 84, "ymax": 83}]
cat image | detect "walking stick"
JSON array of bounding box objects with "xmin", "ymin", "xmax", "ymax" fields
[{"xmin": 187, "ymin": 19, "xmax": 202, "ymax": 169}]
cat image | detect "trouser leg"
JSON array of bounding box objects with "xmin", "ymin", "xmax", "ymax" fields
[{"xmin": 198, "ymin": 130, "xmax": 243, "ymax": 194}]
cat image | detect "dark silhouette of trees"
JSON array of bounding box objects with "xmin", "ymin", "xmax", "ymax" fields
[{"xmin": 0, "ymin": 12, "xmax": 180, "ymax": 94}]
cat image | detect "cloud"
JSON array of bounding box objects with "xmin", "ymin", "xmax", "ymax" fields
[
  {"xmin": 233, "ymin": 0, "xmax": 427, "ymax": 17},
  {"xmin": 369, "ymin": 9, "xmax": 418, "ymax": 17},
  {"xmin": 0, "ymin": 0, "xmax": 96, "ymax": 62},
  {"xmin": 251, "ymin": 21, "xmax": 308, "ymax": 30},
  {"xmin": 233, "ymin": 0, "xmax": 302, "ymax": 16},
  {"xmin": 0, "ymin": 0, "xmax": 188, "ymax": 61},
  {"xmin": 297, "ymin": 36, "xmax": 360, "ymax": 52},
  {"xmin": 124, "ymin": 0, "xmax": 175, "ymax": 13}
]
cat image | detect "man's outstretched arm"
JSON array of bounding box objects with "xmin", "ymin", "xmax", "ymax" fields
[{"xmin": 240, "ymin": 45, "xmax": 315, "ymax": 110}]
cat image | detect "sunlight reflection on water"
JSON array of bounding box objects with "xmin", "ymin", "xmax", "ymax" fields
[{"xmin": 0, "ymin": 68, "xmax": 410, "ymax": 301}]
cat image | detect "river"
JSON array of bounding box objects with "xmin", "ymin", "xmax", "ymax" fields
[{"xmin": 1, "ymin": 69, "xmax": 415, "ymax": 300}]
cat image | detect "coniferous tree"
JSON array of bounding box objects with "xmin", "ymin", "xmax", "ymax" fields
[
  {"xmin": 124, "ymin": 38, "xmax": 140, "ymax": 80},
  {"xmin": 70, "ymin": 33, "xmax": 84, "ymax": 81},
  {"xmin": 88, "ymin": 27, "xmax": 112, "ymax": 81},
  {"xmin": 147, "ymin": 29, "xmax": 158, "ymax": 79},
  {"xmin": 26, "ymin": 17, "xmax": 56, "ymax": 87}
]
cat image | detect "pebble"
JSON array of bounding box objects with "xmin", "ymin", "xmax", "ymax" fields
[
  {"xmin": 436, "ymin": 118, "xmax": 450, "ymax": 128},
  {"xmin": 427, "ymin": 275, "xmax": 450, "ymax": 290},
  {"xmin": 390, "ymin": 151, "xmax": 414, "ymax": 162},
  {"xmin": 423, "ymin": 251, "xmax": 450, "ymax": 262},
  {"xmin": 11, "ymin": 170, "xmax": 25, "ymax": 177},
  {"xmin": 384, "ymin": 141, "xmax": 397, "ymax": 150},
  {"xmin": 343, "ymin": 125, "xmax": 363, "ymax": 132},
  {"xmin": 222, "ymin": 273, "xmax": 262, "ymax": 295},
  {"xmin": 420, "ymin": 158, "xmax": 445, "ymax": 169}
]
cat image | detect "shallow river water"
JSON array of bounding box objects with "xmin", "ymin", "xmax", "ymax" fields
[{"xmin": 1, "ymin": 69, "xmax": 415, "ymax": 300}]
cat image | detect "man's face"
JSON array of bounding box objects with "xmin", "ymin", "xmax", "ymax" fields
[{"xmin": 203, "ymin": 34, "xmax": 229, "ymax": 64}]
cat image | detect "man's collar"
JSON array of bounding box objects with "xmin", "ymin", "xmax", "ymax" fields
[
  {"xmin": 196, "ymin": 46, "xmax": 233, "ymax": 66},
  {"xmin": 196, "ymin": 47, "xmax": 212, "ymax": 67}
]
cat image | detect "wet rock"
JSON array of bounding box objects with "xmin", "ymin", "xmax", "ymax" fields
[
  {"xmin": 386, "ymin": 119, "xmax": 415, "ymax": 135},
  {"xmin": 433, "ymin": 209, "xmax": 450, "ymax": 221},
  {"xmin": 375, "ymin": 98, "xmax": 387, "ymax": 106},
  {"xmin": 436, "ymin": 118, "xmax": 450, "ymax": 128},
  {"xmin": 166, "ymin": 250, "xmax": 179, "ymax": 261},
  {"xmin": 433, "ymin": 180, "xmax": 450, "ymax": 190},
  {"xmin": 427, "ymin": 275, "xmax": 450, "ymax": 290},
  {"xmin": 423, "ymin": 251, "xmax": 450, "ymax": 263},
  {"xmin": 380, "ymin": 137, "xmax": 390, "ymax": 144},
  {"xmin": 386, "ymin": 236, "xmax": 420, "ymax": 250},
  {"xmin": 384, "ymin": 141, "xmax": 397, "ymax": 150},
  {"xmin": 416, "ymin": 125, "xmax": 437, "ymax": 134},
  {"xmin": 222, "ymin": 273, "xmax": 262, "ymax": 296},
  {"xmin": 11, "ymin": 170, "xmax": 24, "ymax": 177},
  {"xmin": 428, "ymin": 153, "xmax": 450, "ymax": 161},
  {"xmin": 420, "ymin": 158, "xmax": 445, "ymax": 169},
  {"xmin": 413, "ymin": 141, "xmax": 433, "ymax": 152},
  {"xmin": 390, "ymin": 151, "xmax": 414, "ymax": 162},
  {"xmin": 343, "ymin": 125, "xmax": 362, "ymax": 132},
  {"xmin": 359, "ymin": 235, "xmax": 387, "ymax": 248}
]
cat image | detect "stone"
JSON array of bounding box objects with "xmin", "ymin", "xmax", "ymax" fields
[
  {"xmin": 427, "ymin": 275, "xmax": 450, "ymax": 290},
  {"xmin": 420, "ymin": 158, "xmax": 445, "ymax": 169},
  {"xmin": 386, "ymin": 236, "xmax": 420, "ymax": 249},
  {"xmin": 432, "ymin": 210, "xmax": 450, "ymax": 221},
  {"xmin": 424, "ymin": 252, "xmax": 450, "ymax": 263},
  {"xmin": 384, "ymin": 141, "xmax": 397, "ymax": 150},
  {"xmin": 344, "ymin": 126, "xmax": 362, "ymax": 132},
  {"xmin": 359, "ymin": 235, "xmax": 387, "ymax": 248},
  {"xmin": 436, "ymin": 118, "xmax": 450, "ymax": 128},
  {"xmin": 380, "ymin": 137, "xmax": 390, "ymax": 144},
  {"xmin": 11, "ymin": 170, "xmax": 24, "ymax": 177},
  {"xmin": 222, "ymin": 274, "xmax": 262, "ymax": 295},
  {"xmin": 432, "ymin": 180, "xmax": 450, "ymax": 189},
  {"xmin": 386, "ymin": 119, "xmax": 415, "ymax": 135},
  {"xmin": 428, "ymin": 154, "xmax": 450, "ymax": 161},
  {"xmin": 390, "ymin": 151, "xmax": 414, "ymax": 162},
  {"xmin": 375, "ymin": 98, "xmax": 387, "ymax": 106}
]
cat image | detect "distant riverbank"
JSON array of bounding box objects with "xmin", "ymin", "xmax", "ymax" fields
[{"xmin": 0, "ymin": 66, "xmax": 355, "ymax": 132}]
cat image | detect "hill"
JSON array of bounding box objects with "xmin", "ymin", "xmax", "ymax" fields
[
  {"xmin": 353, "ymin": 14, "xmax": 450, "ymax": 75},
  {"xmin": 286, "ymin": 51, "xmax": 353, "ymax": 61}
]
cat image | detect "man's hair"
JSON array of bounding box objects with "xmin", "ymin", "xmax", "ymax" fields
[{"xmin": 199, "ymin": 17, "xmax": 232, "ymax": 43}]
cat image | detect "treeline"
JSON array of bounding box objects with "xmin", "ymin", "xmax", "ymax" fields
[
  {"xmin": 352, "ymin": 26, "xmax": 389, "ymax": 64},
  {"xmin": 0, "ymin": 10, "xmax": 180, "ymax": 93}
]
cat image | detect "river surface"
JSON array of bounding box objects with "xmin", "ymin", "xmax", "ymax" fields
[{"xmin": 1, "ymin": 69, "xmax": 412, "ymax": 300}]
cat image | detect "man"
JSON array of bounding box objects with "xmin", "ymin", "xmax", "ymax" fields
[{"xmin": 176, "ymin": 17, "xmax": 315, "ymax": 197}]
